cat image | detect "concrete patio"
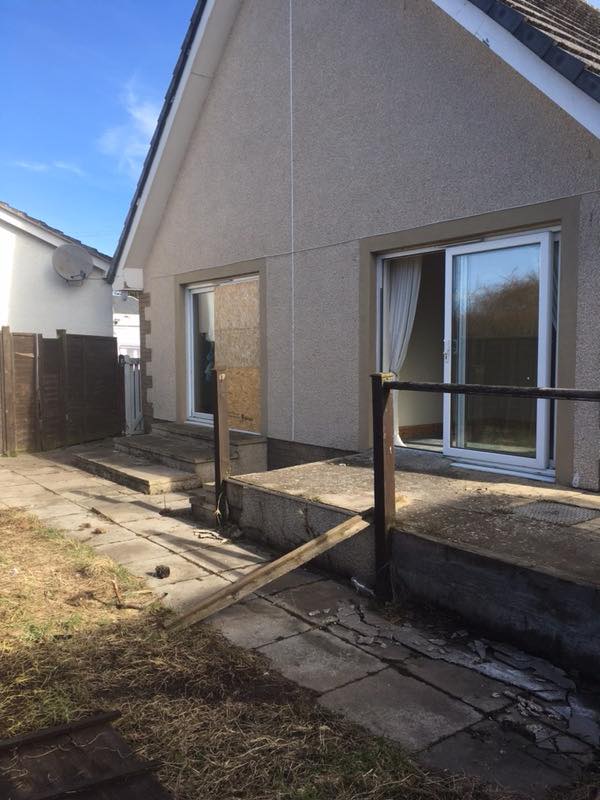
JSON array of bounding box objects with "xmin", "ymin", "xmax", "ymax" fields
[
  {"xmin": 1, "ymin": 448, "xmax": 599, "ymax": 798},
  {"xmin": 227, "ymin": 448, "xmax": 600, "ymax": 674}
]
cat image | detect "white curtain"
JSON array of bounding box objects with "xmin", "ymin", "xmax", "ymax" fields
[{"xmin": 386, "ymin": 256, "xmax": 422, "ymax": 445}]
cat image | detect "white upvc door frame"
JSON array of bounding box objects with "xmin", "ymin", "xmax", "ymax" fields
[
  {"xmin": 185, "ymin": 273, "xmax": 260, "ymax": 427},
  {"xmin": 186, "ymin": 282, "xmax": 215, "ymax": 426},
  {"xmin": 442, "ymin": 231, "xmax": 553, "ymax": 471}
]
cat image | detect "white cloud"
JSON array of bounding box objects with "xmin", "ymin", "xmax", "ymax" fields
[
  {"xmin": 10, "ymin": 159, "xmax": 86, "ymax": 177},
  {"xmin": 11, "ymin": 160, "xmax": 49, "ymax": 172},
  {"xmin": 97, "ymin": 80, "xmax": 160, "ymax": 179},
  {"xmin": 53, "ymin": 160, "xmax": 86, "ymax": 177}
]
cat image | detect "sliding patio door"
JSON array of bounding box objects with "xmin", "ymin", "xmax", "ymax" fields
[{"xmin": 443, "ymin": 233, "xmax": 553, "ymax": 470}]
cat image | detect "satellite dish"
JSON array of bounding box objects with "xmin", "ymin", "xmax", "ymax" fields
[{"xmin": 52, "ymin": 243, "xmax": 94, "ymax": 284}]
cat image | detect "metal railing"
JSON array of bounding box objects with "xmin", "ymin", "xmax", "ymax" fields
[{"xmin": 371, "ymin": 373, "xmax": 600, "ymax": 599}]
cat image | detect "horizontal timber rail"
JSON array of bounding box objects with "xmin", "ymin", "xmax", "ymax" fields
[
  {"xmin": 371, "ymin": 373, "xmax": 600, "ymax": 599},
  {"xmin": 388, "ymin": 381, "xmax": 600, "ymax": 403}
]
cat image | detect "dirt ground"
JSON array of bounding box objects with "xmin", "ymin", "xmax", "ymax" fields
[{"xmin": 0, "ymin": 507, "xmax": 596, "ymax": 800}]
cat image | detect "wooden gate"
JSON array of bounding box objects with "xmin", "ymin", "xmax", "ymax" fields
[{"xmin": 0, "ymin": 327, "xmax": 124, "ymax": 455}]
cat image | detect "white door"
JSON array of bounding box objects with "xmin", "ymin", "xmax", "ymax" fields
[{"xmin": 443, "ymin": 233, "xmax": 553, "ymax": 471}]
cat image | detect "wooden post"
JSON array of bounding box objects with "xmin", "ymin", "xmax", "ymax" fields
[
  {"xmin": 1, "ymin": 327, "xmax": 16, "ymax": 456},
  {"xmin": 213, "ymin": 369, "xmax": 230, "ymax": 520},
  {"xmin": 371, "ymin": 372, "xmax": 396, "ymax": 599}
]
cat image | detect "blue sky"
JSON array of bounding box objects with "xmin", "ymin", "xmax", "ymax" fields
[{"xmin": 0, "ymin": 1, "xmax": 195, "ymax": 256}]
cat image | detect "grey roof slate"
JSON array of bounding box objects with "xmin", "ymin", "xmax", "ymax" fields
[
  {"xmin": 470, "ymin": 0, "xmax": 600, "ymax": 100},
  {"xmin": 0, "ymin": 200, "xmax": 111, "ymax": 263}
]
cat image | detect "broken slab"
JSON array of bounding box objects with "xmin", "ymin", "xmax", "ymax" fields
[
  {"xmin": 272, "ymin": 579, "xmax": 359, "ymax": 621},
  {"xmin": 420, "ymin": 719, "xmax": 573, "ymax": 798},
  {"xmin": 259, "ymin": 629, "xmax": 384, "ymax": 693},
  {"xmin": 319, "ymin": 667, "xmax": 481, "ymax": 751},
  {"xmin": 401, "ymin": 656, "xmax": 513, "ymax": 713},
  {"xmin": 211, "ymin": 597, "xmax": 311, "ymax": 649}
]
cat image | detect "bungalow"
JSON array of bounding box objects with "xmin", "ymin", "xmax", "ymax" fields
[{"xmin": 110, "ymin": 0, "xmax": 600, "ymax": 489}]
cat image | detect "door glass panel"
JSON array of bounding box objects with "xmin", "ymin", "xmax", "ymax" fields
[
  {"xmin": 191, "ymin": 290, "xmax": 215, "ymax": 416},
  {"xmin": 451, "ymin": 243, "xmax": 540, "ymax": 458}
]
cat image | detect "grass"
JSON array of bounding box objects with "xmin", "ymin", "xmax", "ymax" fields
[{"xmin": 0, "ymin": 507, "xmax": 593, "ymax": 800}]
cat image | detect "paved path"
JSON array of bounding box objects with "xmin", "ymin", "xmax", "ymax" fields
[{"xmin": 0, "ymin": 450, "xmax": 598, "ymax": 799}]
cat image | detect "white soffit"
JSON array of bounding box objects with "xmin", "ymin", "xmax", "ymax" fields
[
  {"xmin": 119, "ymin": 0, "xmax": 242, "ymax": 270},
  {"xmin": 431, "ymin": 0, "xmax": 600, "ymax": 139}
]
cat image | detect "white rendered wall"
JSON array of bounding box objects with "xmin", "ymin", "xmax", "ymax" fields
[{"xmin": 0, "ymin": 218, "xmax": 113, "ymax": 338}]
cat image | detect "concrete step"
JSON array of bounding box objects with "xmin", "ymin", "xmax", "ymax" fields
[
  {"xmin": 113, "ymin": 434, "xmax": 229, "ymax": 482},
  {"xmin": 72, "ymin": 445, "xmax": 202, "ymax": 495}
]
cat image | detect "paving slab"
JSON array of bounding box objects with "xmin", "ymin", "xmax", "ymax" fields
[
  {"xmin": 319, "ymin": 667, "xmax": 481, "ymax": 751},
  {"xmin": 420, "ymin": 720, "xmax": 571, "ymax": 798},
  {"xmin": 145, "ymin": 526, "xmax": 222, "ymax": 555},
  {"xmin": 256, "ymin": 568, "xmax": 325, "ymax": 597},
  {"xmin": 401, "ymin": 656, "xmax": 513, "ymax": 713},
  {"xmin": 259, "ymin": 629, "xmax": 385, "ymax": 693},
  {"xmin": 90, "ymin": 499, "xmax": 161, "ymax": 524},
  {"xmin": 93, "ymin": 537, "xmax": 170, "ymax": 566},
  {"xmin": 0, "ymin": 472, "xmax": 34, "ymax": 486},
  {"xmin": 125, "ymin": 515, "xmax": 200, "ymax": 538},
  {"xmin": 127, "ymin": 553, "xmax": 210, "ymax": 587},
  {"xmin": 272, "ymin": 579, "xmax": 359, "ymax": 621},
  {"xmin": 328, "ymin": 623, "xmax": 412, "ymax": 662},
  {"xmin": 160, "ymin": 574, "xmax": 230, "ymax": 614},
  {"xmin": 30, "ymin": 501, "xmax": 86, "ymax": 521},
  {"xmin": 211, "ymin": 597, "xmax": 311, "ymax": 648},
  {"xmin": 181, "ymin": 538, "xmax": 268, "ymax": 574}
]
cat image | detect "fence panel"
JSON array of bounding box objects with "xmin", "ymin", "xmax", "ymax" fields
[
  {"xmin": 12, "ymin": 333, "xmax": 39, "ymax": 452},
  {"xmin": 39, "ymin": 337, "xmax": 65, "ymax": 451},
  {"xmin": 0, "ymin": 328, "xmax": 123, "ymax": 455}
]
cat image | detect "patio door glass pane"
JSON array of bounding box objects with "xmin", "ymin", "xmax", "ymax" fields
[
  {"xmin": 450, "ymin": 243, "xmax": 540, "ymax": 458},
  {"xmin": 191, "ymin": 289, "xmax": 215, "ymax": 417}
]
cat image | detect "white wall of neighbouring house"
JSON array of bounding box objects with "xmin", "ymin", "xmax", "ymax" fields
[
  {"xmin": 113, "ymin": 292, "xmax": 141, "ymax": 357},
  {"xmin": 0, "ymin": 217, "xmax": 113, "ymax": 338}
]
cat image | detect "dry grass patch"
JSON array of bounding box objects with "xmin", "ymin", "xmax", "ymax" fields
[{"xmin": 0, "ymin": 508, "xmax": 588, "ymax": 800}]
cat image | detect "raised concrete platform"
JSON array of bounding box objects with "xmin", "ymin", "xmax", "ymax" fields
[{"xmin": 226, "ymin": 448, "xmax": 600, "ymax": 676}]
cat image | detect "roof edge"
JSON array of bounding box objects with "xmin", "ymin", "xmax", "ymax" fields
[
  {"xmin": 0, "ymin": 201, "xmax": 111, "ymax": 271},
  {"xmin": 108, "ymin": 0, "xmax": 210, "ymax": 283},
  {"xmin": 431, "ymin": 0, "xmax": 600, "ymax": 138}
]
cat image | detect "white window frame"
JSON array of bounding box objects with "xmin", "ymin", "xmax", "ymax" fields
[{"xmin": 442, "ymin": 231, "xmax": 553, "ymax": 471}]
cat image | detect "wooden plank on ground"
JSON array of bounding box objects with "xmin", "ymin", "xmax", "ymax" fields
[{"xmin": 165, "ymin": 512, "xmax": 372, "ymax": 632}]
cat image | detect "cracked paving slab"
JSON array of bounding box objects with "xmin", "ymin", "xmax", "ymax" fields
[
  {"xmin": 259, "ymin": 628, "xmax": 385, "ymax": 693},
  {"xmin": 212, "ymin": 597, "xmax": 311, "ymax": 649},
  {"xmin": 320, "ymin": 667, "xmax": 482, "ymax": 751}
]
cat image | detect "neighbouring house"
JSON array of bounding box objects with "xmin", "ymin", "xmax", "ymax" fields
[
  {"xmin": 113, "ymin": 292, "xmax": 141, "ymax": 358},
  {"xmin": 0, "ymin": 201, "xmax": 112, "ymax": 337},
  {"xmin": 109, "ymin": 0, "xmax": 600, "ymax": 490}
]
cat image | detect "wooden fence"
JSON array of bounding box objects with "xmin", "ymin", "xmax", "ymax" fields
[{"xmin": 0, "ymin": 327, "xmax": 124, "ymax": 456}]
